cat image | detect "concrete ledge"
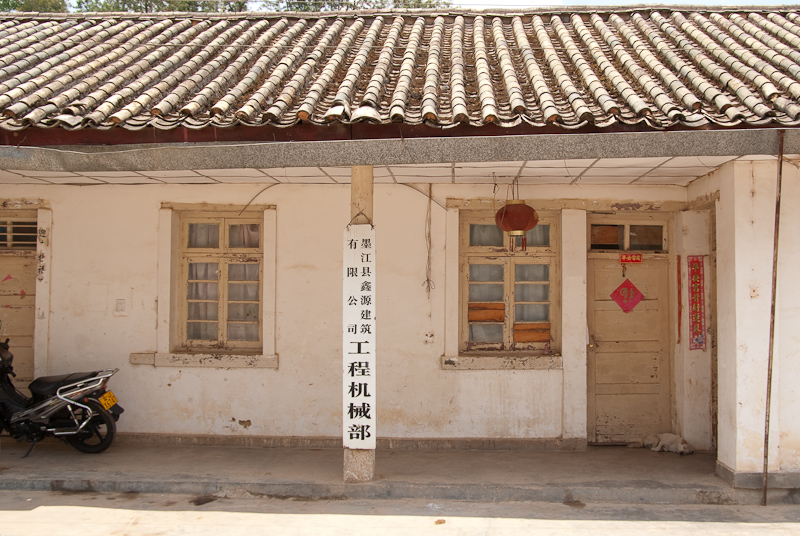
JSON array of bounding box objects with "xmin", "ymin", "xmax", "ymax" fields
[
  {"xmin": 716, "ymin": 461, "xmax": 800, "ymax": 490},
  {"xmin": 441, "ymin": 354, "xmax": 562, "ymax": 370},
  {"xmin": 117, "ymin": 433, "xmax": 587, "ymax": 451},
  {"xmin": 2, "ymin": 474, "xmax": 798, "ymax": 505},
  {"xmin": 377, "ymin": 437, "xmax": 586, "ymax": 451},
  {"xmin": 127, "ymin": 352, "xmax": 279, "ymax": 368},
  {"xmin": 118, "ymin": 433, "xmax": 342, "ymax": 449}
]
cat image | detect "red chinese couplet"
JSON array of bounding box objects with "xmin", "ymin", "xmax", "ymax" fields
[
  {"xmin": 610, "ymin": 279, "xmax": 644, "ymax": 313},
  {"xmin": 688, "ymin": 255, "xmax": 706, "ymax": 350}
]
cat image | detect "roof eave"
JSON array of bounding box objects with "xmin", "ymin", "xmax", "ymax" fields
[{"xmin": 1, "ymin": 127, "xmax": 795, "ymax": 173}]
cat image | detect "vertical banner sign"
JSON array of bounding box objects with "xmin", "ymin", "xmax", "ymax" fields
[
  {"xmin": 343, "ymin": 224, "xmax": 376, "ymax": 449},
  {"xmin": 687, "ymin": 255, "xmax": 706, "ymax": 351}
]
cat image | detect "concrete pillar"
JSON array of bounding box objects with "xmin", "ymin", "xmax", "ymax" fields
[
  {"xmin": 715, "ymin": 160, "xmax": 779, "ymax": 485},
  {"xmin": 560, "ymin": 209, "xmax": 587, "ymax": 441},
  {"xmin": 345, "ymin": 165, "xmax": 375, "ymax": 483}
]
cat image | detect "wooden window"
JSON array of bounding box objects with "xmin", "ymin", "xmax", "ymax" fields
[
  {"xmin": 460, "ymin": 211, "xmax": 559, "ymax": 353},
  {"xmin": 0, "ymin": 218, "xmax": 37, "ymax": 249},
  {"xmin": 590, "ymin": 222, "xmax": 665, "ymax": 252},
  {"xmin": 178, "ymin": 213, "xmax": 263, "ymax": 353}
]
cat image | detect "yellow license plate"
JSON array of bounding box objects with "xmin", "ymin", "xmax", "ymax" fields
[{"xmin": 99, "ymin": 391, "xmax": 118, "ymax": 410}]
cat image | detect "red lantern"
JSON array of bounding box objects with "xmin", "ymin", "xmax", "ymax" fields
[{"xmin": 495, "ymin": 199, "xmax": 539, "ymax": 251}]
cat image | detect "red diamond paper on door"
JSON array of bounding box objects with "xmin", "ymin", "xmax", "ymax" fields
[{"xmin": 610, "ymin": 279, "xmax": 644, "ymax": 313}]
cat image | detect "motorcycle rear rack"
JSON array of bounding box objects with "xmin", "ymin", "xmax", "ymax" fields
[{"xmin": 10, "ymin": 368, "xmax": 119, "ymax": 427}]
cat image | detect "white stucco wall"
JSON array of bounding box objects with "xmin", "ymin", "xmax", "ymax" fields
[
  {"xmin": 560, "ymin": 209, "xmax": 587, "ymax": 440},
  {"xmin": 673, "ymin": 208, "xmax": 714, "ymax": 450},
  {"xmin": 1, "ymin": 179, "xmax": 717, "ymax": 445},
  {"xmin": 775, "ymin": 161, "xmax": 800, "ymax": 473},
  {"xmin": 716, "ymin": 159, "xmax": 800, "ymax": 476}
]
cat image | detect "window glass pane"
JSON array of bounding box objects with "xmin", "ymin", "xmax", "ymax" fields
[
  {"xmin": 188, "ymin": 263, "xmax": 218, "ymax": 281},
  {"xmin": 469, "ymin": 283, "xmax": 504, "ymax": 302},
  {"xmin": 228, "ymin": 303, "xmax": 259, "ymax": 321},
  {"xmin": 469, "ymin": 323, "xmax": 503, "ymax": 342},
  {"xmin": 228, "ymin": 282, "xmax": 259, "ymax": 301},
  {"xmin": 525, "ymin": 224, "xmax": 550, "ymax": 247},
  {"xmin": 591, "ymin": 224, "xmax": 623, "ymax": 250},
  {"xmin": 229, "ymin": 224, "xmax": 260, "ymax": 248},
  {"xmin": 229, "ymin": 264, "xmax": 259, "ymax": 281},
  {"xmin": 188, "ymin": 223, "xmax": 219, "ymax": 248},
  {"xmin": 515, "ymin": 283, "xmax": 549, "ymax": 302},
  {"xmin": 228, "ymin": 323, "xmax": 259, "ymax": 341},
  {"xmin": 188, "ymin": 302, "xmax": 218, "ymax": 321},
  {"xmin": 13, "ymin": 223, "xmax": 37, "ymax": 235},
  {"xmin": 188, "ymin": 282, "xmax": 218, "ymax": 300},
  {"xmin": 187, "ymin": 322, "xmax": 217, "ymax": 340},
  {"xmin": 469, "ymin": 264, "xmax": 503, "ymax": 282},
  {"xmin": 515, "ymin": 264, "xmax": 549, "ymax": 282},
  {"xmin": 515, "ymin": 304, "xmax": 549, "ymax": 322},
  {"xmin": 12, "ymin": 222, "xmax": 36, "ymax": 247},
  {"xmin": 469, "ymin": 224, "xmax": 504, "ymax": 247},
  {"xmin": 630, "ymin": 225, "xmax": 663, "ymax": 251}
]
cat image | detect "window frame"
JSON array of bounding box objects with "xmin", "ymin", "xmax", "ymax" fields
[
  {"xmin": 178, "ymin": 213, "xmax": 264, "ymax": 353},
  {"xmin": 588, "ymin": 216, "xmax": 668, "ymax": 253},
  {"xmin": 458, "ymin": 209, "xmax": 561, "ymax": 355},
  {"xmin": 149, "ymin": 203, "xmax": 277, "ymax": 368},
  {"xmin": 0, "ymin": 209, "xmax": 44, "ymax": 386}
]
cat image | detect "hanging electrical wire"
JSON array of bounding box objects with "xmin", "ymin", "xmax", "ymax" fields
[{"xmin": 422, "ymin": 182, "xmax": 435, "ymax": 296}]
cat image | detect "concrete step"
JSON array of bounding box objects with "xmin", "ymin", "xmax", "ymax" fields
[{"xmin": 0, "ymin": 439, "xmax": 794, "ymax": 505}]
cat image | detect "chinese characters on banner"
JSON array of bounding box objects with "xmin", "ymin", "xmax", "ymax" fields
[
  {"xmin": 619, "ymin": 253, "xmax": 643, "ymax": 263},
  {"xmin": 687, "ymin": 255, "xmax": 706, "ymax": 351},
  {"xmin": 343, "ymin": 224, "xmax": 376, "ymax": 449}
]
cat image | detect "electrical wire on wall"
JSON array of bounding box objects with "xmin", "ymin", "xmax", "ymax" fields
[
  {"xmin": 422, "ymin": 183, "xmax": 435, "ymax": 297},
  {"xmin": 238, "ymin": 183, "xmax": 279, "ymax": 215},
  {"xmin": 396, "ymin": 182, "xmax": 445, "ymax": 296}
]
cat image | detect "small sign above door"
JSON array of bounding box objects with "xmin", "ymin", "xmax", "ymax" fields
[
  {"xmin": 619, "ymin": 253, "xmax": 642, "ymax": 263},
  {"xmin": 610, "ymin": 279, "xmax": 644, "ymax": 313}
]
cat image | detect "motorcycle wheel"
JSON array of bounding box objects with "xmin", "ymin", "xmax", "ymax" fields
[{"xmin": 64, "ymin": 399, "xmax": 116, "ymax": 454}]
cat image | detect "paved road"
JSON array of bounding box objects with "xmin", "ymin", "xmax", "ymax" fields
[{"xmin": 0, "ymin": 490, "xmax": 798, "ymax": 535}]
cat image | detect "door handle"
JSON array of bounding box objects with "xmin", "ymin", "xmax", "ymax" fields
[{"xmin": 589, "ymin": 335, "xmax": 599, "ymax": 349}]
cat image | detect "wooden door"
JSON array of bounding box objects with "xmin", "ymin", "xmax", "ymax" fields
[
  {"xmin": 587, "ymin": 256, "xmax": 670, "ymax": 444},
  {"xmin": 0, "ymin": 254, "xmax": 36, "ymax": 386}
]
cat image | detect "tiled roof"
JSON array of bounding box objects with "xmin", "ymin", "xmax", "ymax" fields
[{"xmin": 2, "ymin": 8, "xmax": 800, "ymax": 133}]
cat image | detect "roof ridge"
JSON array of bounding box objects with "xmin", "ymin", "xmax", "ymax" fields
[{"xmin": 5, "ymin": 6, "xmax": 800, "ymax": 20}]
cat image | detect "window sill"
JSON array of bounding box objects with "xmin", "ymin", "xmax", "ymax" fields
[
  {"xmin": 130, "ymin": 352, "xmax": 278, "ymax": 369},
  {"xmin": 441, "ymin": 353, "xmax": 562, "ymax": 370}
]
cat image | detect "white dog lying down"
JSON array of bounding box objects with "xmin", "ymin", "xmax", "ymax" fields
[{"xmin": 643, "ymin": 433, "xmax": 695, "ymax": 455}]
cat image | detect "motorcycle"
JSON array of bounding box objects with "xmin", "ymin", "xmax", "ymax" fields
[{"xmin": 0, "ymin": 338, "xmax": 124, "ymax": 456}]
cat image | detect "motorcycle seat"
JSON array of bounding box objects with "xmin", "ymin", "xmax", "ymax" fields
[{"xmin": 29, "ymin": 371, "xmax": 101, "ymax": 397}]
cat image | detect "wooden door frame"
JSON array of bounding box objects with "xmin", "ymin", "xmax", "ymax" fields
[
  {"xmin": 0, "ymin": 207, "xmax": 51, "ymax": 381},
  {"xmin": 586, "ymin": 213, "xmax": 676, "ymax": 444}
]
